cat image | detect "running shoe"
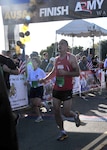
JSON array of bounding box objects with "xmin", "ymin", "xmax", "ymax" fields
[
  {"xmin": 35, "ymin": 116, "xmax": 43, "ymax": 122},
  {"xmin": 42, "ymin": 101, "xmax": 50, "ymax": 111},
  {"xmin": 74, "ymin": 111, "xmax": 81, "ymax": 127},
  {"xmin": 57, "ymin": 131, "xmax": 68, "ymax": 141}
]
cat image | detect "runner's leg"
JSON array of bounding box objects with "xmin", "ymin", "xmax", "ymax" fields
[{"xmin": 53, "ymin": 97, "xmax": 63, "ymax": 130}]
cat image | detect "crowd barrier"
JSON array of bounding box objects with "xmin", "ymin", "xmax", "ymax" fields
[
  {"xmin": 44, "ymin": 69, "xmax": 105, "ymax": 102},
  {"xmin": 9, "ymin": 69, "xmax": 105, "ymax": 110},
  {"xmin": 73, "ymin": 69, "xmax": 102, "ymax": 95}
]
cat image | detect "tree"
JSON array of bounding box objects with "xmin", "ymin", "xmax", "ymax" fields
[
  {"xmin": 100, "ymin": 40, "xmax": 107, "ymax": 61},
  {"xmin": 72, "ymin": 46, "xmax": 84, "ymax": 55},
  {"xmin": 95, "ymin": 40, "xmax": 107, "ymax": 61},
  {"xmin": 40, "ymin": 40, "xmax": 107, "ymax": 61},
  {"xmin": 40, "ymin": 43, "xmax": 57, "ymax": 59}
]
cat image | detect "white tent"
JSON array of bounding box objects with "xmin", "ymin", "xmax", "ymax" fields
[
  {"xmin": 56, "ymin": 19, "xmax": 107, "ymax": 60},
  {"xmin": 56, "ymin": 19, "xmax": 107, "ymax": 37}
]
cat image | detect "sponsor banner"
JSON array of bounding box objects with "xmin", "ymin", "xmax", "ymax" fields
[
  {"xmin": 43, "ymin": 80, "xmax": 54, "ymax": 102},
  {"xmin": 1, "ymin": 0, "xmax": 107, "ymax": 25},
  {"xmin": 72, "ymin": 77, "xmax": 81, "ymax": 94},
  {"xmin": 80, "ymin": 70, "xmax": 101, "ymax": 93},
  {"xmin": 101, "ymin": 70, "xmax": 106, "ymax": 88},
  {"xmin": 9, "ymin": 74, "xmax": 28, "ymax": 110}
]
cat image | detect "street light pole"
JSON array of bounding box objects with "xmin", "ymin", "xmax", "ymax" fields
[
  {"xmin": 88, "ymin": 24, "xmax": 96, "ymax": 50},
  {"xmin": 92, "ymin": 35, "xmax": 94, "ymax": 49}
]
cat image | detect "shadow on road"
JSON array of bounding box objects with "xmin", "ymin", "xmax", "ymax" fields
[{"xmin": 16, "ymin": 90, "xmax": 107, "ymax": 150}]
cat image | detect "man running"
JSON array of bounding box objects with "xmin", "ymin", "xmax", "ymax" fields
[{"xmin": 40, "ymin": 39, "xmax": 81, "ymax": 141}]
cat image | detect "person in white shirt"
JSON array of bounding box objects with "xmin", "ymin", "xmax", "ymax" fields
[
  {"xmin": 26, "ymin": 57, "xmax": 46, "ymax": 122},
  {"xmin": 104, "ymin": 56, "xmax": 107, "ymax": 89}
]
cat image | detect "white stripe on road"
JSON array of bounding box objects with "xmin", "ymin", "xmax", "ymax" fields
[
  {"xmin": 81, "ymin": 131, "xmax": 107, "ymax": 150},
  {"xmin": 94, "ymin": 139, "xmax": 107, "ymax": 150}
]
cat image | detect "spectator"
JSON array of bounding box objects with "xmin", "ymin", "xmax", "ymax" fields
[
  {"xmin": 87, "ymin": 53, "xmax": 93, "ymax": 62},
  {"xmin": 0, "ymin": 54, "xmax": 20, "ymax": 125},
  {"xmin": 40, "ymin": 52, "xmax": 49, "ymax": 71},
  {"xmin": 27, "ymin": 51, "xmax": 39, "ymax": 74},
  {"xmin": 104, "ymin": 55, "xmax": 107, "ymax": 89},
  {"xmin": 45, "ymin": 57, "xmax": 55, "ymax": 72},
  {"xmin": 79, "ymin": 56, "xmax": 89, "ymax": 71},
  {"xmin": 91, "ymin": 57, "xmax": 99, "ymax": 68},
  {"xmin": 26, "ymin": 57, "xmax": 47, "ymax": 122},
  {"xmin": 0, "ymin": 62, "xmax": 19, "ymax": 149},
  {"xmin": 12, "ymin": 54, "xmax": 20, "ymax": 68},
  {"xmin": 27, "ymin": 52, "xmax": 40, "ymax": 98}
]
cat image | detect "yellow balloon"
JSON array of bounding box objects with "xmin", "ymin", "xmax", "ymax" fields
[
  {"xmin": 20, "ymin": 38, "xmax": 26, "ymax": 44},
  {"xmin": 20, "ymin": 24, "xmax": 30, "ymax": 44},
  {"xmin": 21, "ymin": 25, "xmax": 29, "ymax": 33},
  {"xmin": 25, "ymin": 36, "xmax": 30, "ymax": 42},
  {"xmin": 15, "ymin": 45, "xmax": 20, "ymax": 54}
]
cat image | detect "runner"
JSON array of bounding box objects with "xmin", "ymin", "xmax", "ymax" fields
[{"xmin": 40, "ymin": 39, "xmax": 81, "ymax": 141}]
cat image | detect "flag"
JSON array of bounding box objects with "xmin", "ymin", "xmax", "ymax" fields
[
  {"xmin": 19, "ymin": 60, "xmax": 26, "ymax": 74},
  {"xmin": 86, "ymin": 61, "xmax": 93, "ymax": 70},
  {"xmin": 19, "ymin": 47, "xmax": 26, "ymax": 74}
]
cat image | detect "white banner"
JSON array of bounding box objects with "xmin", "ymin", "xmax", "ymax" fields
[{"xmin": 9, "ymin": 74, "xmax": 28, "ymax": 110}]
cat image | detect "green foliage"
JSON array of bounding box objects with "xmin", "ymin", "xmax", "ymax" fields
[
  {"xmin": 40, "ymin": 43, "xmax": 84, "ymax": 58},
  {"xmin": 72, "ymin": 46, "xmax": 84, "ymax": 55},
  {"xmin": 39, "ymin": 39, "xmax": 107, "ymax": 61},
  {"xmin": 39, "ymin": 43, "xmax": 58, "ymax": 59},
  {"xmin": 101, "ymin": 40, "xmax": 107, "ymax": 60},
  {"xmin": 95, "ymin": 40, "xmax": 107, "ymax": 61}
]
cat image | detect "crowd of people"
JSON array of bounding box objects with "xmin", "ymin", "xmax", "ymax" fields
[
  {"xmin": 77, "ymin": 53, "xmax": 100, "ymax": 71},
  {"xmin": 0, "ymin": 50, "xmax": 20, "ymax": 149},
  {"xmin": 0, "ymin": 39, "xmax": 107, "ymax": 148}
]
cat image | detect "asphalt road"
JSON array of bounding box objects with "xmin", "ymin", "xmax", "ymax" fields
[{"xmin": 16, "ymin": 89, "xmax": 107, "ymax": 150}]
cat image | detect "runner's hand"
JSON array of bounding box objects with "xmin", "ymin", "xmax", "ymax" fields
[{"xmin": 39, "ymin": 79, "xmax": 46, "ymax": 84}]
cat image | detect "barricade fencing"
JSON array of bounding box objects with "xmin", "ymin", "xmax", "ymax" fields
[
  {"xmin": 43, "ymin": 69, "xmax": 105, "ymax": 104},
  {"xmin": 9, "ymin": 69, "xmax": 105, "ymax": 110}
]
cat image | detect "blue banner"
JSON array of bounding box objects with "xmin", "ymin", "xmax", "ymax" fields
[{"xmin": 0, "ymin": 0, "xmax": 30, "ymax": 5}]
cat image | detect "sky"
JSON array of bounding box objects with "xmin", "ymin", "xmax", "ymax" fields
[
  {"xmin": 25, "ymin": 17, "xmax": 107, "ymax": 55},
  {"xmin": 0, "ymin": 6, "xmax": 107, "ymax": 56}
]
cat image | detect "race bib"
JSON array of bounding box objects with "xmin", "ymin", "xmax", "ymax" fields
[
  {"xmin": 32, "ymin": 81, "xmax": 38, "ymax": 88},
  {"xmin": 56, "ymin": 77, "xmax": 64, "ymax": 87}
]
